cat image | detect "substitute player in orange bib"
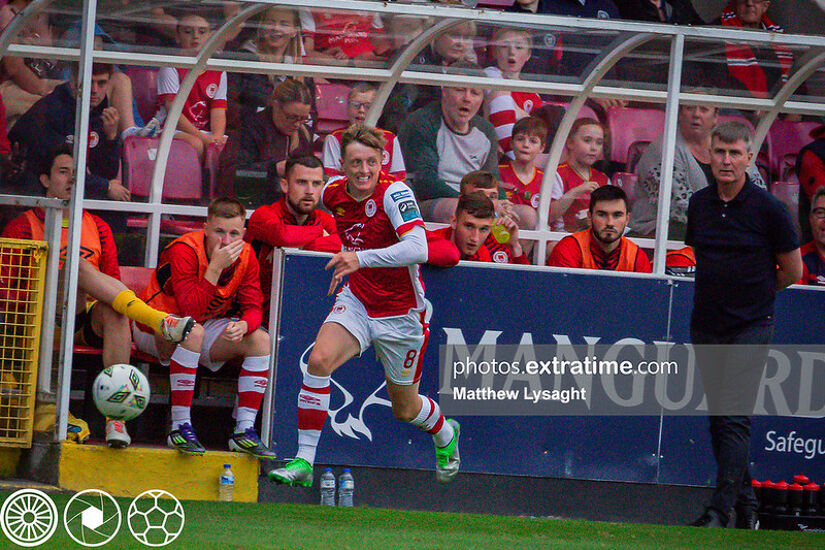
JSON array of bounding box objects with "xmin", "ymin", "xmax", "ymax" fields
[
  {"xmin": 0, "ymin": 144, "xmax": 194, "ymax": 448},
  {"xmin": 269, "ymin": 125, "xmax": 460, "ymax": 487},
  {"xmin": 134, "ymin": 197, "xmax": 275, "ymax": 458}
]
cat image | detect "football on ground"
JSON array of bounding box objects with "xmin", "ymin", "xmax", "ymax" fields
[{"xmin": 92, "ymin": 364, "xmax": 151, "ymax": 421}]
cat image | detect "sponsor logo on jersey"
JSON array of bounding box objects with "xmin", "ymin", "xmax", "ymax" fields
[
  {"xmin": 492, "ymin": 250, "xmax": 509, "ymax": 263},
  {"xmin": 398, "ymin": 200, "xmax": 420, "ymax": 222},
  {"xmin": 390, "ymin": 190, "xmax": 412, "ymax": 201},
  {"xmin": 365, "ymin": 199, "xmax": 377, "ymax": 217},
  {"xmin": 206, "ymin": 83, "xmax": 218, "ymax": 97}
]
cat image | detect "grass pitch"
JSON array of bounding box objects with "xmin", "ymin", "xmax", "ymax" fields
[{"xmin": 2, "ymin": 492, "xmax": 824, "ymax": 549}]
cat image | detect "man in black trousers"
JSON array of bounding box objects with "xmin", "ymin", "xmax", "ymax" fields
[{"xmin": 685, "ymin": 121, "xmax": 801, "ymax": 529}]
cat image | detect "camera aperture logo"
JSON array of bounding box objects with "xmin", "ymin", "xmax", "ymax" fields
[{"xmin": 0, "ymin": 488, "xmax": 185, "ymax": 547}]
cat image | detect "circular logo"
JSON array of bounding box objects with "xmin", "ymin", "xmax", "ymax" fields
[
  {"xmin": 492, "ymin": 250, "xmax": 509, "ymax": 263},
  {"xmin": 597, "ymin": 10, "xmax": 610, "ymax": 19},
  {"xmin": 523, "ymin": 99, "xmax": 534, "ymax": 113},
  {"xmin": 63, "ymin": 489, "xmax": 121, "ymax": 547},
  {"xmin": 531, "ymin": 193, "xmax": 541, "ymax": 209},
  {"xmin": 332, "ymin": 304, "xmax": 346, "ymax": 314},
  {"xmin": 88, "ymin": 131, "xmax": 99, "ymax": 149},
  {"xmin": 0, "ymin": 489, "xmax": 58, "ymax": 547},
  {"xmin": 381, "ymin": 150, "xmax": 390, "ymax": 166},
  {"xmin": 365, "ymin": 199, "xmax": 377, "ymax": 217},
  {"xmin": 543, "ymin": 33, "xmax": 557, "ymax": 48},
  {"xmin": 205, "ymin": 83, "xmax": 218, "ymax": 98},
  {"xmin": 127, "ymin": 490, "xmax": 185, "ymax": 547}
]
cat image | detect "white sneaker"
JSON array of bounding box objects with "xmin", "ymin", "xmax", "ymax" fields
[
  {"xmin": 160, "ymin": 315, "xmax": 195, "ymax": 344},
  {"xmin": 105, "ymin": 419, "xmax": 131, "ymax": 448}
]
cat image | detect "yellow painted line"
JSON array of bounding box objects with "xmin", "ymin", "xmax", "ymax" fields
[{"xmin": 59, "ymin": 443, "xmax": 259, "ymax": 502}]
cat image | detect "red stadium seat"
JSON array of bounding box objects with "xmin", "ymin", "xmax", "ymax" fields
[
  {"xmin": 204, "ymin": 140, "xmax": 226, "ymax": 201},
  {"xmin": 606, "ymin": 107, "xmax": 665, "ymax": 166},
  {"xmin": 119, "ymin": 266, "xmax": 153, "ymax": 296},
  {"xmin": 124, "ymin": 67, "xmax": 159, "ymax": 125},
  {"xmin": 766, "ymin": 120, "xmax": 819, "ymax": 180},
  {"xmin": 770, "ymin": 180, "xmax": 801, "ymax": 233},
  {"xmin": 542, "ymin": 101, "xmax": 599, "ymax": 122},
  {"xmin": 612, "ymin": 172, "xmax": 638, "ymax": 206},
  {"xmin": 122, "ymin": 136, "xmax": 203, "ymax": 202},
  {"xmin": 315, "ymin": 82, "xmax": 351, "ymax": 136}
]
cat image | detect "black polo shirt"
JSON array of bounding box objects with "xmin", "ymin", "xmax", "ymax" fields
[{"xmin": 685, "ymin": 177, "xmax": 799, "ymax": 335}]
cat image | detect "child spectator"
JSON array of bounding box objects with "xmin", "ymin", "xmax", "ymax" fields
[
  {"xmin": 484, "ymin": 27, "xmax": 541, "ymax": 159},
  {"xmin": 499, "ymin": 116, "xmax": 548, "ymax": 211},
  {"xmin": 227, "ymin": 6, "xmax": 316, "ymax": 131},
  {"xmin": 300, "ymin": 8, "xmax": 387, "ymax": 61},
  {"xmin": 550, "ymin": 118, "xmax": 610, "ymax": 232},
  {"xmin": 323, "ymin": 83, "xmax": 405, "ymax": 181},
  {"xmin": 157, "ymin": 12, "xmax": 227, "ymax": 159}
]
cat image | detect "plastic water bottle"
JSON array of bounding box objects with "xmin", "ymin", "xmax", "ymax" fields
[
  {"xmin": 320, "ymin": 468, "xmax": 336, "ymax": 506},
  {"xmin": 338, "ymin": 468, "xmax": 354, "ymax": 507},
  {"xmin": 219, "ymin": 464, "xmax": 234, "ymax": 502},
  {"xmin": 491, "ymin": 213, "xmax": 511, "ymax": 244}
]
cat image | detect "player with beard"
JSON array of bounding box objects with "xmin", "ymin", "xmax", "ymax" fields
[
  {"xmin": 268, "ymin": 124, "xmax": 460, "ymax": 487},
  {"xmin": 548, "ymin": 186, "xmax": 651, "ymax": 272},
  {"xmin": 245, "ymin": 154, "xmax": 340, "ymax": 317}
]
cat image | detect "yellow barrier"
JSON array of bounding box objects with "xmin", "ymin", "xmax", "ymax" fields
[{"xmin": 0, "ymin": 238, "xmax": 47, "ymax": 447}]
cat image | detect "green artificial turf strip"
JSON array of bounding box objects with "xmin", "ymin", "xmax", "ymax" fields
[{"xmin": 4, "ymin": 493, "xmax": 824, "ymax": 550}]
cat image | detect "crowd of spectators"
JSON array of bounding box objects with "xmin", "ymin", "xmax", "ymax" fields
[{"xmin": 0, "ymin": 0, "xmax": 822, "ymax": 283}]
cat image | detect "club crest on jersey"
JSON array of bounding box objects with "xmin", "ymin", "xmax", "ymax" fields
[
  {"xmin": 365, "ymin": 199, "xmax": 377, "ymax": 217},
  {"xmin": 88, "ymin": 131, "xmax": 99, "ymax": 148},
  {"xmin": 493, "ymin": 250, "xmax": 509, "ymax": 263},
  {"xmin": 523, "ymin": 99, "xmax": 534, "ymax": 112},
  {"xmin": 531, "ymin": 193, "xmax": 541, "ymax": 209},
  {"xmin": 332, "ymin": 304, "xmax": 346, "ymax": 314},
  {"xmin": 206, "ymin": 83, "xmax": 218, "ymax": 97},
  {"xmin": 382, "ymin": 150, "xmax": 390, "ymax": 166}
]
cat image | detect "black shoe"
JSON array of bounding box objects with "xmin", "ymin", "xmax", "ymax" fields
[
  {"xmin": 734, "ymin": 507, "xmax": 759, "ymax": 529},
  {"xmin": 690, "ymin": 509, "xmax": 726, "ymax": 528}
]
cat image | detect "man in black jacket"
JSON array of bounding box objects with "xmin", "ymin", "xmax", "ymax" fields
[
  {"xmin": 616, "ymin": 0, "xmax": 704, "ymax": 24},
  {"xmin": 8, "ymin": 63, "xmax": 129, "ymax": 202}
]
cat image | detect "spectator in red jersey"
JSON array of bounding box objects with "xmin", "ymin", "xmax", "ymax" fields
[
  {"xmin": 499, "ymin": 116, "xmax": 548, "ymax": 212},
  {"xmin": 300, "ymin": 8, "xmax": 388, "ymax": 61},
  {"xmin": 245, "ymin": 154, "xmax": 340, "ymax": 317},
  {"xmin": 549, "ymin": 185, "xmax": 651, "ymax": 272},
  {"xmin": 226, "ymin": 6, "xmax": 316, "ymax": 131},
  {"xmin": 799, "ymin": 187, "xmax": 825, "ymax": 286},
  {"xmin": 0, "ymin": 145, "xmax": 195, "ymax": 448},
  {"xmin": 550, "ymin": 118, "xmax": 610, "ymax": 232},
  {"xmin": 218, "ymin": 78, "xmax": 314, "ymax": 197},
  {"xmin": 134, "ymin": 197, "xmax": 275, "ymax": 459},
  {"xmin": 484, "ymin": 27, "xmax": 541, "ymax": 160},
  {"xmin": 431, "ymin": 192, "xmax": 527, "ymax": 265},
  {"xmin": 711, "ymin": 0, "xmax": 792, "ymax": 99},
  {"xmin": 323, "ymin": 83, "xmax": 406, "ymax": 181},
  {"xmin": 157, "ymin": 11, "xmax": 227, "ymax": 160},
  {"xmin": 796, "ymin": 124, "xmax": 825, "ymax": 242}
]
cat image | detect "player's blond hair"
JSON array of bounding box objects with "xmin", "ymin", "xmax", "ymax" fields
[
  {"xmin": 207, "ymin": 197, "xmax": 246, "ymax": 220},
  {"xmin": 341, "ymin": 124, "xmax": 387, "ymax": 157}
]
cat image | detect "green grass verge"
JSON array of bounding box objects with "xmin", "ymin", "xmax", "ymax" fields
[{"xmin": 1, "ymin": 492, "xmax": 823, "ymax": 549}]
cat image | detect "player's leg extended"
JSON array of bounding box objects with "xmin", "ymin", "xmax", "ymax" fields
[
  {"xmin": 78, "ymin": 259, "xmax": 194, "ymax": 343},
  {"xmin": 376, "ymin": 311, "xmax": 460, "ymax": 483},
  {"xmin": 157, "ymin": 325, "xmax": 207, "ymax": 455},
  {"xmin": 268, "ymin": 322, "xmax": 360, "ymax": 486},
  {"xmin": 208, "ymin": 327, "xmax": 276, "ymax": 458}
]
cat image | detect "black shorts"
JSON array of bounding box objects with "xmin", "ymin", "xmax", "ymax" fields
[{"xmin": 75, "ymin": 301, "xmax": 104, "ymax": 349}]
